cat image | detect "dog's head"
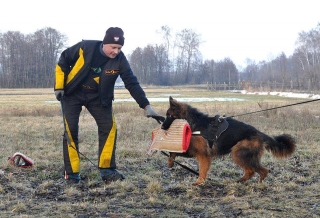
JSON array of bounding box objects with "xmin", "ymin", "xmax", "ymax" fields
[{"xmin": 162, "ymin": 97, "xmax": 188, "ymax": 130}]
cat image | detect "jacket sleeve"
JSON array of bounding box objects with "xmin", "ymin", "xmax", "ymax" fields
[
  {"xmin": 119, "ymin": 54, "xmax": 150, "ymax": 109},
  {"xmin": 54, "ymin": 42, "xmax": 82, "ymax": 90}
]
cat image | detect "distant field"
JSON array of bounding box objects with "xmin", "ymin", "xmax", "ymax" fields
[{"xmin": 0, "ymin": 87, "xmax": 319, "ymax": 217}]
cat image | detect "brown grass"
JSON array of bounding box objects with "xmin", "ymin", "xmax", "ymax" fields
[{"xmin": 0, "ymin": 87, "xmax": 319, "ymax": 217}]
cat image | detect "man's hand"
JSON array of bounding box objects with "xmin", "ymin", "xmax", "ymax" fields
[
  {"xmin": 55, "ymin": 90, "xmax": 64, "ymax": 101},
  {"xmin": 145, "ymin": 105, "xmax": 165, "ymax": 124}
]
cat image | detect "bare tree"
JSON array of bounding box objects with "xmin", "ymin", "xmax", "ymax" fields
[
  {"xmin": 154, "ymin": 44, "xmax": 170, "ymax": 85},
  {"xmin": 273, "ymin": 52, "xmax": 288, "ymax": 90},
  {"xmin": 30, "ymin": 27, "xmax": 67, "ymax": 87},
  {"xmin": 175, "ymin": 29, "xmax": 202, "ymax": 83},
  {"xmin": 294, "ymin": 23, "xmax": 320, "ymax": 90},
  {"xmin": 157, "ymin": 26, "xmax": 172, "ymax": 72},
  {"xmin": 129, "ymin": 47, "xmax": 145, "ymax": 83},
  {"xmin": 0, "ymin": 31, "xmax": 25, "ymax": 87}
]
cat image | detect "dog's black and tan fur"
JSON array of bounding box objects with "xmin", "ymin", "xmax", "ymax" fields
[{"xmin": 163, "ymin": 97, "xmax": 296, "ymax": 186}]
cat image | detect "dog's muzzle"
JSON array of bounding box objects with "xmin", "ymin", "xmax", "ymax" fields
[{"xmin": 161, "ymin": 115, "xmax": 175, "ymax": 130}]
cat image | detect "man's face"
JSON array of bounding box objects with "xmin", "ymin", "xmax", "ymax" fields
[{"xmin": 102, "ymin": 44, "xmax": 122, "ymax": 58}]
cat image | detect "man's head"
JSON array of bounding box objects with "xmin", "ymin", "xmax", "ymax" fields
[
  {"xmin": 103, "ymin": 27, "xmax": 125, "ymax": 46},
  {"xmin": 102, "ymin": 27, "xmax": 125, "ymax": 58}
]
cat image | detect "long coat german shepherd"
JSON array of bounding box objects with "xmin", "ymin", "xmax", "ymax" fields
[{"xmin": 162, "ymin": 97, "xmax": 296, "ymax": 186}]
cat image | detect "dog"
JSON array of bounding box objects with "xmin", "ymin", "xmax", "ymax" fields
[{"xmin": 162, "ymin": 96, "xmax": 296, "ymax": 186}]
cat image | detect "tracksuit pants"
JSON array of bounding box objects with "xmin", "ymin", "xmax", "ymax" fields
[{"xmin": 61, "ymin": 87, "xmax": 117, "ymax": 175}]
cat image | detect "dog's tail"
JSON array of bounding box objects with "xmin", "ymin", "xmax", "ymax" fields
[{"xmin": 265, "ymin": 134, "xmax": 296, "ymax": 158}]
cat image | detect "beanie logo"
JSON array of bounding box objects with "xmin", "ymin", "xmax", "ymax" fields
[{"xmin": 114, "ymin": 37, "xmax": 119, "ymax": 42}]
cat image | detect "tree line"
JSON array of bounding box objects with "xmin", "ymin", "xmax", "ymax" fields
[
  {"xmin": 0, "ymin": 27, "xmax": 66, "ymax": 88},
  {"xmin": 0, "ymin": 24, "xmax": 319, "ymax": 90}
]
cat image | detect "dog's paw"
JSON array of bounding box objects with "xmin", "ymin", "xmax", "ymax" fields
[
  {"xmin": 192, "ymin": 178, "xmax": 205, "ymax": 186},
  {"xmin": 168, "ymin": 158, "xmax": 174, "ymax": 168}
]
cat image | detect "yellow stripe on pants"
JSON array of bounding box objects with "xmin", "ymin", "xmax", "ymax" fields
[
  {"xmin": 65, "ymin": 117, "xmax": 80, "ymax": 172},
  {"xmin": 99, "ymin": 115, "xmax": 117, "ymax": 168}
]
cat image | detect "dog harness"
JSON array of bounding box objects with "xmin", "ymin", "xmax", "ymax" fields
[{"xmin": 192, "ymin": 115, "xmax": 229, "ymax": 148}]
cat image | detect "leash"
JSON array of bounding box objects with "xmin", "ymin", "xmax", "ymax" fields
[
  {"xmin": 230, "ymin": 98, "xmax": 320, "ymax": 118},
  {"xmin": 160, "ymin": 151, "xmax": 199, "ymax": 176},
  {"xmin": 60, "ymin": 99, "xmax": 98, "ymax": 168},
  {"xmin": 160, "ymin": 151, "xmax": 215, "ymax": 181}
]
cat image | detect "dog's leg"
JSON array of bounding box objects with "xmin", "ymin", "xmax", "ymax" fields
[
  {"xmin": 237, "ymin": 168, "xmax": 255, "ymax": 183},
  {"xmin": 168, "ymin": 152, "xmax": 177, "ymax": 168},
  {"xmin": 192, "ymin": 155, "xmax": 213, "ymax": 186},
  {"xmin": 186, "ymin": 137, "xmax": 213, "ymax": 186},
  {"xmin": 256, "ymin": 167, "xmax": 269, "ymax": 182},
  {"xmin": 237, "ymin": 166, "xmax": 269, "ymax": 183},
  {"xmin": 231, "ymin": 141, "xmax": 262, "ymax": 183}
]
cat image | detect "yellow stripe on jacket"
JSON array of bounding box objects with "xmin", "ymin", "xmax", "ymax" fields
[
  {"xmin": 55, "ymin": 65, "xmax": 65, "ymax": 90},
  {"xmin": 66, "ymin": 48, "xmax": 85, "ymax": 85},
  {"xmin": 54, "ymin": 48, "xmax": 85, "ymax": 90}
]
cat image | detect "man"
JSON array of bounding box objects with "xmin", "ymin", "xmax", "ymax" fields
[{"xmin": 54, "ymin": 27, "xmax": 164, "ymax": 184}]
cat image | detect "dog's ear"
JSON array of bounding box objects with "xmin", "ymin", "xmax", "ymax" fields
[
  {"xmin": 169, "ymin": 96, "xmax": 179, "ymax": 109},
  {"xmin": 169, "ymin": 96, "xmax": 174, "ymax": 106}
]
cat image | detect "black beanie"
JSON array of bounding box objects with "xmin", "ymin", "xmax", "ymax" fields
[{"xmin": 102, "ymin": 27, "xmax": 125, "ymax": 46}]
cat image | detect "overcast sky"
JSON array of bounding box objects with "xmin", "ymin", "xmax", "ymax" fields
[{"xmin": 1, "ymin": 0, "xmax": 319, "ymax": 67}]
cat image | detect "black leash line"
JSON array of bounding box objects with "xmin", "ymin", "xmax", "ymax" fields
[
  {"xmin": 160, "ymin": 151, "xmax": 199, "ymax": 176},
  {"xmin": 160, "ymin": 151, "xmax": 215, "ymax": 181},
  {"xmin": 230, "ymin": 98, "xmax": 320, "ymax": 118}
]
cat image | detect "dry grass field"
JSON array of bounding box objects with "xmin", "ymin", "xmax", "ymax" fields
[{"xmin": 0, "ymin": 87, "xmax": 319, "ymax": 217}]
